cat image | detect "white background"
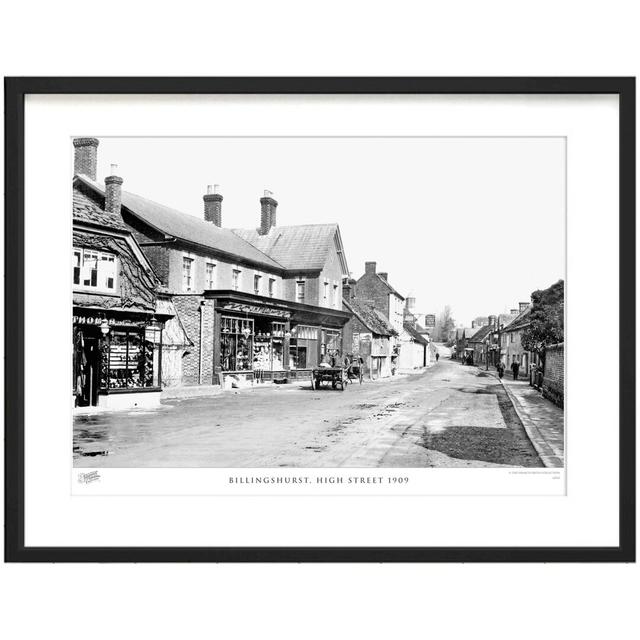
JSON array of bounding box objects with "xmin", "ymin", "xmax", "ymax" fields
[{"xmin": 1, "ymin": 2, "xmax": 638, "ymax": 640}]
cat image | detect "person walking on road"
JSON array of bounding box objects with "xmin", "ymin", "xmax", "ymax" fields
[
  {"xmin": 435, "ymin": 352, "xmax": 440, "ymax": 362},
  {"xmin": 496, "ymin": 361, "xmax": 505, "ymax": 379},
  {"xmin": 511, "ymin": 360, "xmax": 520, "ymax": 380}
]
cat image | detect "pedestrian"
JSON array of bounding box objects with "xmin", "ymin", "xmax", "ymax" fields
[
  {"xmin": 511, "ymin": 359, "xmax": 520, "ymax": 380},
  {"xmin": 435, "ymin": 352, "xmax": 440, "ymax": 362},
  {"xmin": 496, "ymin": 361, "xmax": 505, "ymax": 379}
]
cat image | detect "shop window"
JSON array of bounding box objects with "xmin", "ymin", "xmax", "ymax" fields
[
  {"xmin": 73, "ymin": 247, "xmax": 117, "ymax": 294},
  {"xmin": 296, "ymin": 280, "xmax": 305, "ymax": 303},
  {"xmin": 268, "ymin": 278, "xmax": 276, "ymax": 298},
  {"xmin": 254, "ymin": 274, "xmax": 262, "ymax": 295},
  {"xmin": 220, "ymin": 316, "xmax": 253, "ymax": 372},
  {"xmin": 102, "ymin": 326, "xmax": 161, "ymax": 389},
  {"xmin": 232, "ymin": 269, "xmax": 241, "ymax": 291},
  {"xmin": 252, "ymin": 320, "xmax": 287, "ymax": 373},
  {"xmin": 183, "ymin": 257, "xmax": 194, "ymax": 292},
  {"xmin": 205, "ymin": 262, "xmax": 216, "ymax": 289}
]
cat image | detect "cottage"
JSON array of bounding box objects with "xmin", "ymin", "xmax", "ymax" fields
[{"xmin": 72, "ymin": 139, "xmax": 175, "ymax": 409}]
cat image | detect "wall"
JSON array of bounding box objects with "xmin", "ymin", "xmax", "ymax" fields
[
  {"xmin": 167, "ymin": 242, "xmax": 283, "ymax": 296},
  {"xmin": 171, "ymin": 295, "xmax": 216, "ymax": 385},
  {"xmin": 543, "ymin": 343, "xmax": 564, "ymax": 408},
  {"xmin": 317, "ymin": 234, "xmax": 345, "ymax": 309},
  {"xmin": 354, "ymin": 272, "xmax": 390, "ymax": 318}
]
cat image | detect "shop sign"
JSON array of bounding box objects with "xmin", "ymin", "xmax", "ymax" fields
[
  {"xmin": 73, "ymin": 314, "xmax": 147, "ymax": 328},
  {"xmin": 222, "ymin": 302, "xmax": 291, "ymax": 319},
  {"xmin": 425, "ymin": 314, "xmax": 436, "ymax": 327}
]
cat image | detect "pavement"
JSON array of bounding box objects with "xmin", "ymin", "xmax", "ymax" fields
[
  {"xmin": 73, "ymin": 354, "xmax": 559, "ymax": 469},
  {"xmin": 495, "ymin": 370, "xmax": 564, "ymax": 468}
]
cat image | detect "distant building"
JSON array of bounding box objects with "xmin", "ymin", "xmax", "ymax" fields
[
  {"xmin": 354, "ymin": 262, "xmax": 405, "ymax": 372},
  {"xmin": 342, "ymin": 281, "xmax": 396, "ymax": 379}
]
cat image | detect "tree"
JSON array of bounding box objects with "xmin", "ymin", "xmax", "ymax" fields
[
  {"xmin": 521, "ymin": 280, "xmax": 564, "ymax": 363},
  {"xmin": 435, "ymin": 305, "xmax": 455, "ymax": 343}
]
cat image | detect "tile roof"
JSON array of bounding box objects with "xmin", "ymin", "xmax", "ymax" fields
[
  {"xmin": 233, "ymin": 224, "xmax": 338, "ymax": 271},
  {"xmin": 468, "ymin": 325, "xmax": 494, "ymax": 342},
  {"xmin": 403, "ymin": 323, "xmax": 429, "ymax": 345},
  {"xmin": 503, "ymin": 305, "xmax": 532, "ymax": 331},
  {"xmin": 344, "ymin": 298, "xmax": 395, "ymax": 336},
  {"xmin": 72, "ymin": 185, "xmax": 129, "ymax": 231},
  {"xmin": 75, "ymin": 176, "xmax": 282, "ymax": 271}
]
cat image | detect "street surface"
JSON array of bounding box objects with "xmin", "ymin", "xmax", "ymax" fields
[{"xmin": 74, "ymin": 350, "xmax": 545, "ymax": 468}]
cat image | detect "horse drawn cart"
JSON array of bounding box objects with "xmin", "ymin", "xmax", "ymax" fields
[{"xmin": 311, "ymin": 367, "xmax": 348, "ymax": 391}]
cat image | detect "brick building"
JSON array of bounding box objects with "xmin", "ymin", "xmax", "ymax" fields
[
  {"xmin": 353, "ymin": 262, "xmax": 405, "ymax": 371},
  {"xmin": 73, "ymin": 138, "xmax": 351, "ymax": 389},
  {"xmin": 342, "ymin": 281, "xmax": 395, "ymax": 379},
  {"xmin": 72, "ymin": 139, "xmax": 175, "ymax": 409}
]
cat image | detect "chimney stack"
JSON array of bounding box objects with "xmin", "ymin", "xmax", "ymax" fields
[
  {"xmin": 204, "ymin": 184, "xmax": 223, "ymax": 226},
  {"xmin": 471, "ymin": 320, "xmax": 476, "ymax": 329},
  {"xmin": 73, "ymin": 137, "xmax": 99, "ymax": 180},
  {"xmin": 510, "ymin": 309, "xmax": 518, "ymax": 315},
  {"xmin": 406, "ymin": 297, "xmax": 416, "ymax": 311},
  {"xmin": 519, "ymin": 301, "xmax": 529, "ymax": 312},
  {"xmin": 105, "ymin": 164, "xmax": 123, "ymax": 216},
  {"xmin": 259, "ymin": 190, "xmax": 278, "ymax": 235},
  {"xmin": 364, "ymin": 261, "xmax": 377, "ymax": 275},
  {"xmin": 379, "ymin": 272, "xmax": 388, "ymax": 281},
  {"xmin": 488, "ymin": 315, "xmax": 497, "ymax": 327},
  {"xmin": 342, "ymin": 277, "xmax": 356, "ymax": 301}
]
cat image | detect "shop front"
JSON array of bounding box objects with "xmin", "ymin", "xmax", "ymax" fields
[
  {"xmin": 206, "ymin": 291, "xmax": 351, "ymax": 388},
  {"xmin": 73, "ymin": 310, "xmax": 165, "ymax": 410}
]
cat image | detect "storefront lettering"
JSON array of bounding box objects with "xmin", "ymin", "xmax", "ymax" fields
[
  {"xmin": 222, "ymin": 303, "xmax": 291, "ymax": 319},
  {"xmin": 73, "ymin": 315, "xmax": 148, "ymax": 328}
]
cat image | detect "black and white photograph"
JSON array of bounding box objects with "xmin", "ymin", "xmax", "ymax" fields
[{"xmin": 72, "ymin": 135, "xmax": 565, "ymax": 471}]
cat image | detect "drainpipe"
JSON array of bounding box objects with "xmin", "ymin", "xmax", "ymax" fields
[{"xmin": 199, "ymin": 301, "xmax": 205, "ymax": 385}]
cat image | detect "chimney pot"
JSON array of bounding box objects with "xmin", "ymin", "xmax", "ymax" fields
[
  {"xmin": 259, "ymin": 192, "xmax": 278, "ymax": 235},
  {"xmin": 73, "ymin": 137, "xmax": 99, "ymax": 180},
  {"xmin": 105, "ymin": 170, "xmax": 123, "ymax": 216},
  {"xmin": 203, "ymin": 185, "xmax": 223, "ymax": 226}
]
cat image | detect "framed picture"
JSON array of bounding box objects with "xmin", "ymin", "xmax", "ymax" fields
[{"xmin": 4, "ymin": 77, "xmax": 635, "ymax": 562}]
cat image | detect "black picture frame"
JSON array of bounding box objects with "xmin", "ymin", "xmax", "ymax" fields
[{"xmin": 4, "ymin": 77, "xmax": 635, "ymax": 563}]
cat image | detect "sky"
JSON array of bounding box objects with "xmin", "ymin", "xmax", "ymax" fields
[{"xmin": 91, "ymin": 137, "xmax": 565, "ymax": 327}]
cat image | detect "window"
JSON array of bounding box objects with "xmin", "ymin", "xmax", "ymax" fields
[
  {"xmin": 333, "ymin": 284, "xmax": 339, "ymax": 307},
  {"xmin": 510, "ymin": 332, "xmax": 516, "ymax": 343},
  {"xmin": 220, "ymin": 316, "xmax": 254, "ymax": 372},
  {"xmin": 232, "ymin": 269, "xmax": 241, "ymax": 291},
  {"xmin": 182, "ymin": 257, "xmax": 194, "ymax": 292},
  {"xmin": 205, "ymin": 262, "xmax": 216, "ymax": 289},
  {"xmin": 103, "ymin": 327, "xmax": 161, "ymax": 389},
  {"xmin": 254, "ymin": 274, "xmax": 262, "ymax": 295},
  {"xmin": 296, "ymin": 280, "xmax": 305, "ymax": 303},
  {"xmin": 73, "ymin": 247, "xmax": 117, "ymax": 293},
  {"xmin": 268, "ymin": 278, "xmax": 276, "ymax": 298}
]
